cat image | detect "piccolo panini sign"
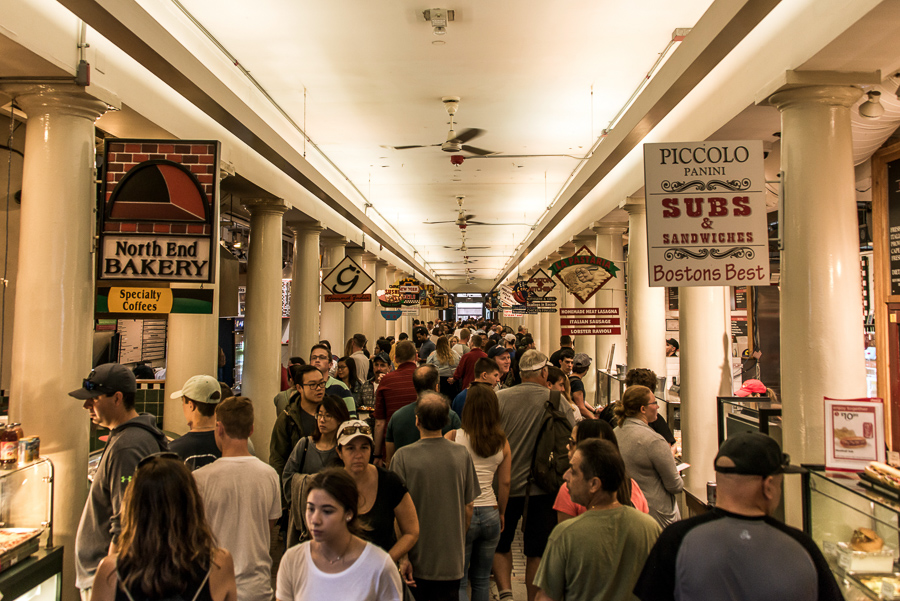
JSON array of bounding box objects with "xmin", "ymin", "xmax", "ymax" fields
[
  {"xmin": 99, "ymin": 140, "xmax": 219, "ymax": 283},
  {"xmin": 643, "ymin": 141, "xmax": 769, "ymax": 287},
  {"xmin": 550, "ymin": 246, "xmax": 620, "ymax": 304}
]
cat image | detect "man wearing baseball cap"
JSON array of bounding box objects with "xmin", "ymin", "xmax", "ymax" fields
[
  {"xmin": 169, "ymin": 374, "xmax": 223, "ymax": 470},
  {"xmin": 635, "ymin": 433, "xmax": 841, "ymax": 601},
  {"xmin": 488, "ymin": 344, "xmax": 512, "ymax": 390},
  {"xmin": 70, "ymin": 363, "xmax": 168, "ymax": 597}
]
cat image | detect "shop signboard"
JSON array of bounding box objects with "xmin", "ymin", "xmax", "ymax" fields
[
  {"xmin": 96, "ymin": 286, "xmax": 215, "ymax": 317},
  {"xmin": 503, "ymin": 310, "xmax": 524, "ymax": 317},
  {"xmin": 643, "ymin": 140, "xmax": 769, "ymax": 287},
  {"xmin": 527, "ymin": 269, "xmax": 556, "ymax": 298},
  {"xmin": 550, "ymin": 246, "xmax": 620, "ymax": 304},
  {"xmin": 825, "ymin": 397, "xmax": 885, "ymax": 472},
  {"xmin": 399, "ymin": 279, "xmax": 421, "ymax": 306},
  {"xmin": 99, "ymin": 139, "xmax": 219, "ymax": 284},
  {"xmin": 322, "ymin": 255, "xmax": 374, "ymax": 308},
  {"xmin": 381, "ymin": 310, "xmax": 402, "ymax": 321},
  {"xmin": 499, "ymin": 285, "xmax": 516, "ymax": 309},
  {"xmin": 377, "ymin": 288, "xmax": 402, "ymax": 308},
  {"xmin": 559, "ymin": 307, "xmax": 621, "ymax": 336}
]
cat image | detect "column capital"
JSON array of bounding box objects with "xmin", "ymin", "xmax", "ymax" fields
[
  {"xmin": 376, "ymin": 258, "xmax": 389, "ymax": 266},
  {"xmin": 243, "ymin": 197, "xmax": 288, "ymax": 215},
  {"xmin": 287, "ymin": 220, "xmax": 324, "ymax": 234},
  {"xmin": 592, "ymin": 221, "xmax": 628, "ymax": 236},
  {"xmin": 322, "ymin": 236, "xmax": 348, "ymax": 249},
  {"xmin": 1, "ymin": 82, "xmax": 115, "ymax": 121},
  {"xmin": 346, "ymin": 245, "xmax": 365, "ymax": 257},
  {"xmin": 622, "ymin": 197, "xmax": 646, "ymax": 216},
  {"xmin": 757, "ymin": 70, "xmax": 879, "ymax": 108}
]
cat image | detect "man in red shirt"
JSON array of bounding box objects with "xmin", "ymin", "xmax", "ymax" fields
[
  {"xmin": 450, "ymin": 334, "xmax": 488, "ymax": 391},
  {"xmin": 373, "ymin": 340, "xmax": 418, "ymax": 465}
]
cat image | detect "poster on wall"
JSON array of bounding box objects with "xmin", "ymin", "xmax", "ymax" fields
[
  {"xmin": 550, "ymin": 246, "xmax": 620, "ymax": 304},
  {"xmin": 824, "ymin": 397, "xmax": 885, "ymax": 472},
  {"xmin": 643, "ymin": 140, "xmax": 769, "ymax": 287}
]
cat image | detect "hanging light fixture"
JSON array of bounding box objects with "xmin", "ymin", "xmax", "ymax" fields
[{"xmin": 859, "ymin": 91, "xmax": 885, "ymax": 119}]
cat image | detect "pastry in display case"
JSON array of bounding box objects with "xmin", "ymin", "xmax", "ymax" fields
[{"xmin": 804, "ymin": 468, "xmax": 900, "ymax": 600}]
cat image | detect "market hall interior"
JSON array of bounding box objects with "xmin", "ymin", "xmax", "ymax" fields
[{"xmin": 1, "ymin": 0, "xmax": 900, "ymax": 598}]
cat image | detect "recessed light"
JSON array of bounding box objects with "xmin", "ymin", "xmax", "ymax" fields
[{"xmin": 432, "ymin": 40, "xmax": 446, "ymax": 46}]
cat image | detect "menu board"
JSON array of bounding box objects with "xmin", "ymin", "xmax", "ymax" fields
[
  {"xmin": 887, "ymin": 160, "xmax": 900, "ymax": 295},
  {"xmin": 824, "ymin": 397, "xmax": 885, "ymax": 472}
]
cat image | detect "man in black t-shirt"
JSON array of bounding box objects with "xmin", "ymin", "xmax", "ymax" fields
[
  {"xmin": 635, "ymin": 433, "xmax": 842, "ymax": 601},
  {"xmin": 569, "ymin": 353, "xmax": 593, "ymax": 419},
  {"xmin": 169, "ymin": 374, "xmax": 223, "ymax": 470}
]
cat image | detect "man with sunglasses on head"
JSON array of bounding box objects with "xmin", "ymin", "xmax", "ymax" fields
[
  {"xmin": 69, "ymin": 363, "xmax": 168, "ymax": 600},
  {"xmin": 635, "ymin": 433, "xmax": 841, "ymax": 601}
]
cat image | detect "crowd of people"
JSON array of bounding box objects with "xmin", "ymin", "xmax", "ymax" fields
[{"xmin": 68, "ymin": 317, "xmax": 839, "ymax": 601}]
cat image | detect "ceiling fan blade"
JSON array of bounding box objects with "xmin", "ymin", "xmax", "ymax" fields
[
  {"xmin": 423, "ymin": 220, "xmax": 458, "ymax": 224},
  {"xmin": 465, "ymin": 221, "xmax": 530, "ymax": 226},
  {"xmin": 450, "ymin": 128, "xmax": 484, "ymax": 144},
  {"xmin": 390, "ymin": 144, "xmax": 431, "ymax": 150},
  {"xmin": 461, "ymin": 145, "xmax": 499, "ymax": 156}
]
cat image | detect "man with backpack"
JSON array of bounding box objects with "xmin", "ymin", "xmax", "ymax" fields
[
  {"xmin": 269, "ymin": 364, "xmax": 322, "ymax": 481},
  {"xmin": 495, "ymin": 350, "xmax": 574, "ymax": 601}
]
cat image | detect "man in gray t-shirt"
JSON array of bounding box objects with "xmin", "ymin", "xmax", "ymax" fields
[
  {"xmin": 391, "ymin": 390, "xmax": 479, "ymax": 600},
  {"xmin": 635, "ymin": 433, "xmax": 842, "ymax": 601}
]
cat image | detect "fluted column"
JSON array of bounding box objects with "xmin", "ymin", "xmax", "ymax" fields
[
  {"xmin": 546, "ymin": 253, "xmax": 563, "ymax": 354},
  {"xmin": 624, "ymin": 197, "xmax": 666, "ymax": 376},
  {"xmin": 289, "ymin": 222, "xmax": 323, "ymax": 359},
  {"xmin": 320, "ymin": 237, "xmax": 347, "ymax": 350},
  {"xmin": 242, "ymin": 198, "xmax": 288, "ymax": 462},
  {"xmin": 592, "ymin": 223, "xmax": 627, "ymax": 372},
  {"xmin": 343, "ymin": 246, "xmax": 367, "ymax": 348},
  {"xmin": 767, "ymin": 79, "xmax": 869, "ymax": 464},
  {"xmin": 2, "ymin": 83, "xmax": 110, "ymax": 600}
]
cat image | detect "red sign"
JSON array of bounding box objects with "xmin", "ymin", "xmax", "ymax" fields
[
  {"xmin": 324, "ymin": 294, "xmax": 372, "ymax": 303},
  {"xmin": 559, "ymin": 307, "xmax": 621, "ymax": 335},
  {"xmin": 562, "ymin": 327, "xmax": 622, "ymax": 336},
  {"xmin": 561, "ymin": 318, "xmax": 620, "ymax": 326}
]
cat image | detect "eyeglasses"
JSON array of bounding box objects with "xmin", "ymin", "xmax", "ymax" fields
[
  {"xmin": 566, "ymin": 437, "xmax": 576, "ymax": 448},
  {"xmin": 303, "ymin": 381, "xmax": 327, "ymax": 390},
  {"xmin": 310, "ymin": 354, "xmax": 330, "ymax": 361},
  {"xmin": 317, "ymin": 412, "xmax": 334, "ymax": 421},
  {"xmin": 340, "ymin": 425, "xmax": 372, "ymax": 436},
  {"xmin": 137, "ymin": 451, "xmax": 180, "ymax": 468}
]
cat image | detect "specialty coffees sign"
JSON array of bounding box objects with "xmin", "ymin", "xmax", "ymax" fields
[{"xmin": 643, "ymin": 141, "xmax": 769, "ymax": 287}]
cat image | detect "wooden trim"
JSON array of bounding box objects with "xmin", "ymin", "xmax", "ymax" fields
[{"xmin": 872, "ymin": 141, "xmax": 900, "ymax": 450}]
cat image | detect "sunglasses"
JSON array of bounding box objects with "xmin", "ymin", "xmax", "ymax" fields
[
  {"xmin": 82, "ymin": 379, "xmax": 111, "ymax": 392},
  {"xmin": 137, "ymin": 451, "xmax": 180, "ymax": 468},
  {"xmin": 341, "ymin": 425, "xmax": 372, "ymax": 436}
]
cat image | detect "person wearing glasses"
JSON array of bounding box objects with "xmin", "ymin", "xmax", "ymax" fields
[
  {"xmin": 194, "ymin": 397, "xmax": 280, "ymax": 601},
  {"xmin": 276, "ymin": 468, "xmax": 402, "ymax": 601},
  {"xmin": 309, "ymin": 344, "xmax": 357, "ymax": 418},
  {"xmin": 282, "ymin": 395, "xmax": 350, "ymax": 503},
  {"xmin": 337, "ymin": 420, "xmax": 418, "ymax": 589},
  {"xmin": 91, "ymin": 453, "xmax": 237, "ymax": 601},
  {"xmin": 614, "ymin": 385, "xmax": 684, "ymax": 527},
  {"xmin": 69, "ymin": 364, "xmax": 169, "ymax": 599},
  {"xmin": 635, "ymin": 433, "xmax": 841, "ymax": 601},
  {"xmin": 270, "ymin": 365, "xmax": 325, "ymax": 482}
]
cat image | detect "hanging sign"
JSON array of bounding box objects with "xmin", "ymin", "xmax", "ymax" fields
[
  {"xmin": 825, "ymin": 397, "xmax": 886, "ymax": 472},
  {"xmin": 322, "ymin": 255, "xmax": 374, "ymax": 308},
  {"xmin": 399, "ymin": 279, "xmax": 421, "ymax": 306},
  {"xmin": 527, "ymin": 269, "xmax": 557, "ymax": 298},
  {"xmin": 98, "ymin": 139, "xmax": 219, "ymax": 284},
  {"xmin": 559, "ymin": 307, "xmax": 621, "ymax": 335},
  {"xmin": 550, "ymin": 246, "xmax": 620, "ymax": 304},
  {"xmin": 381, "ymin": 310, "xmax": 402, "ymax": 321},
  {"xmin": 378, "ymin": 288, "xmax": 402, "ymax": 308},
  {"xmin": 643, "ymin": 140, "xmax": 769, "ymax": 287},
  {"xmin": 499, "ymin": 285, "xmax": 516, "ymax": 309}
]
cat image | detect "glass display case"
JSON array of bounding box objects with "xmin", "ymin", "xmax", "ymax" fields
[
  {"xmin": 716, "ymin": 398, "xmax": 782, "ymax": 447},
  {"xmin": 0, "ymin": 457, "xmax": 61, "ymax": 601},
  {"xmin": 804, "ymin": 469, "xmax": 900, "ymax": 600}
]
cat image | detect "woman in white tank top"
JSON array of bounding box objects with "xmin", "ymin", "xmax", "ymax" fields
[{"xmin": 445, "ymin": 383, "xmax": 512, "ymax": 601}]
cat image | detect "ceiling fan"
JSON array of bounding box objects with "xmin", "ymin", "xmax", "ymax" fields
[
  {"xmin": 387, "ymin": 97, "xmax": 499, "ymax": 156},
  {"xmin": 442, "ymin": 242, "xmax": 490, "ymax": 251}
]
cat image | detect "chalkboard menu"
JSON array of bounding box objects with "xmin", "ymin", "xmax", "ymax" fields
[
  {"xmin": 733, "ymin": 287, "xmax": 747, "ymax": 310},
  {"xmin": 667, "ymin": 287, "xmax": 679, "ymax": 311},
  {"xmin": 888, "ymin": 160, "xmax": 900, "ymax": 295}
]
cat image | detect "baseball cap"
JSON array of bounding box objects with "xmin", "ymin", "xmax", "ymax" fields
[
  {"xmin": 573, "ymin": 353, "xmax": 592, "ymax": 369},
  {"xmin": 519, "ymin": 350, "xmax": 548, "ymax": 372},
  {"xmin": 666, "ymin": 338, "xmax": 679, "ymax": 350},
  {"xmin": 170, "ymin": 375, "xmax": 222, "ymax": 404},
  {"xmin": 488, "ymin": 345, "xmax": 511, "ymax": 359},
  {"xmin": 337, "ymin": 419, "xmax": 374, "ymax": 447},
  {"xmin": 504, "ymin": 333, "xmax": 516, "ymax": 343},
  {"xmin": 69, "ymin": 363, "xmax": 137, "ymax": 400},
  {"xmin": 372, "ymin": 352, "xmax": 391, "ymax": 364},
  {"xmin": 715, "ymin": 433, "xmax": 804, "ymax": 476},
  {"xmin": 735, "ymin": 379, "xmax": 767, "ymax": 397}
]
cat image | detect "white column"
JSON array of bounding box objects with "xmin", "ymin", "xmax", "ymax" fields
[
  {"xmin": 680, "ymin": 286, "xmax": 732, "ymax": 497},
  {"xmin": 624, "ymin": 197, "xmax": 666, "ymax": 376},
  {"xmin": 360, "ymin": 253, "xmax": 376, "ymax": 345},
  {"xmin": 343, "ymin": 246, "xmax": 366, "ymax": 349},
  {"xmin": 375, "ymin": 260, "xmax": 389, "ymax": 340},
  {"xmin": 320, "ymin": 237, "xmax": 347, "ymax": 350},
  {"xmin": 3, "ymin": 83, "xmax": 109, "ymax": 601},
  {"xmin": 768, "ymin": 81, "xmax": 868, "ymax": 464},
  {"xmin": 547, "ymin": 254, "xmax": 562, "ymax": 354},
  {"xmin": 592, "ymin": 223, "xmax": 627, "ymax": 372},
  {"xmin": 242, "ymin": 198, "xmax": 288, "ymax": 463},
  {"xmin": 164, "ymin": 311, "xmax": 219, "ymax": 435},
  {"xmin": 289, "ymin": 222, "xmax": 323, "ymax": 359}
]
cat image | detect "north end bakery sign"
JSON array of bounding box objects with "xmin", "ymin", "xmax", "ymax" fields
[
  {"xmin": 643, "ymin": 141, "xmax": 769, "ymax": 287},
  {"xmin": 98, "ymin": 140, "xmax": 219, "ymax": 283}
]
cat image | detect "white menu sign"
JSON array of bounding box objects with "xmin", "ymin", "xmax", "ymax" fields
[
  {"xmin": 825, "ymin": 397, "xmax": 885, "ymax": 472},
  {"xmin": 643, "ymin": 141, "xmax": 769, "ymax": 287}
]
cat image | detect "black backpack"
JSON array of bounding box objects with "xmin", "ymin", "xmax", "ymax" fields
[{"xmin": 528, "ymin": 390, "xmax": 571, "ymax": 494}]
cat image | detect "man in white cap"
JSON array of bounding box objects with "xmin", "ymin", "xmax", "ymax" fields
[{"xmin": 169, "ymin": 374, "xmax": 223, "ymax": 470}]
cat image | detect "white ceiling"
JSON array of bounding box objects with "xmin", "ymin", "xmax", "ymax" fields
[{"xmin": 165, "ymin": 0, "xmax": 715, "ymax": 278}]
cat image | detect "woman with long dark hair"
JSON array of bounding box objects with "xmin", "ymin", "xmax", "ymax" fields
[
  {"xmin": 276, "ymin": 468, "xmax": 402, "ymax": 601},
  {"xmin": 445, "ymin": 385, "xmax": 511, "ymax": 601},
  {"xmin": 554, "ymin": 419, "xmax": 649, "ymax": 522},
  {"xmin": 91, "ymin": 453, "xmax": 237, "ymax": 601},
  {"xmin": 335, "ymin": 356, "xmax": 362, "ymax": 406},
  {"xmin": 282, "ymin": 394, "xmax": 351, "ymax": 500}
]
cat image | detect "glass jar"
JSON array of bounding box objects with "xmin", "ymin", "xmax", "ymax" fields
[{"xmin": 0, "ymin": 425, "xmax": 20, "ymax": 467}]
